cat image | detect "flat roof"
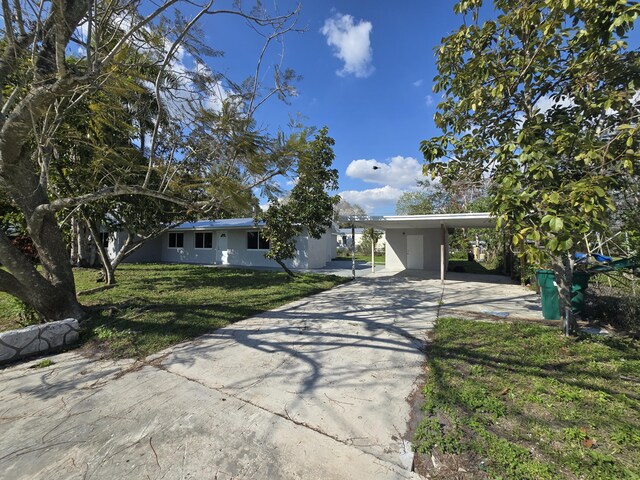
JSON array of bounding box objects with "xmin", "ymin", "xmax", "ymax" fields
[
  {"xmin": 172, "ymin": 218, "xmax": 263, "ymax": 231},
  {"xmin": 343, "ymin": 212, "xmax": 495, "ymax": 230}
]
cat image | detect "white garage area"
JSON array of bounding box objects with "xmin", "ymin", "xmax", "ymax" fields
[{"xmin": 351, "ymin": 213, "xmax": 496, "ymax": 280}]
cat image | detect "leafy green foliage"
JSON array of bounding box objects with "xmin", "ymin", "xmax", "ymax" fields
[
  {"xmin": 358, "ymin": 228, "xmax": 383, "ymax": 255},
  {"xmin": 414, "ymin": 317, "xmax": 640, "ymax": 479},
  {"xmin": 30, "ymin": 359, "xmax": 55, "ymax": 369},
  {"xmin": 262, "ymin": 127, "xmax": 340, "ymax": 274},
  {"xmin": 395, "ymin": 191, "xmax": 434, "ymax": 215},
  {"xmin": 421, "ymin": 0, "xmax": 639, "ymax": 328}
]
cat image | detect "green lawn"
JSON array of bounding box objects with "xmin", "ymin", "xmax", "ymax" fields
[
  {"xmin": 0, "ymin": 264, "xmax": 348, "ymax": 358},
  {"xmin": 333, "ymin": 254, "xmax": 385, "ymax": 264},
  {"xmin": 414, "ymin": 317, "xmax": 640, "ymax": 479}
]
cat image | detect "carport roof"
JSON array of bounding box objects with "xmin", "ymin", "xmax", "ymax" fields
[{"xmin": 345, "ymin": 212, "xmax": 495, "ymax": 230}]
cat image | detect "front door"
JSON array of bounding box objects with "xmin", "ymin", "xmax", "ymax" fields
[
  {"xmin": 407, "ymin": 235, "xmax": 424, "ymax": 269},
  {"xmin": 216, "ymin": 232, "xmax": 228, "ymax": 265}
]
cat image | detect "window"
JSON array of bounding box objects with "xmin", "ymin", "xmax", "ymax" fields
[
  {"xmin": 195, "ymin": 232, "xmax": 213, "ymax": 249},
  {"xmin": 99, "ymin": 232, "xmax": 110, "ymax": 248},
  {"xmin": 247, "ymin": 231, "xmax": 269, "ymax": 250},
  {"xmin": 169, "ymin": 232, "xmax": 184, "ymax": 248}
]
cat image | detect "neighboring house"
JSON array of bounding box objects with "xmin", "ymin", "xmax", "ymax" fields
[
  {"xmin": 336, "ymin": 228, "xmax": 386, "ymax": 250},
  {"xmin": 336, "ymin": 228, "xmax": 364, "ymax": 248},
  {"xmin": 108, "ymin": 218, "xmax": 337, "ymax": 270}
]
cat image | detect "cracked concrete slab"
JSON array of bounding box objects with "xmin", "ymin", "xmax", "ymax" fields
[
  {"xmin": 440, "ymin": 273, "xmax": 543, "ymax": 320},
  {"xmin": 1, "ymin": 275, "xmax": 441, "ymax": 480}
]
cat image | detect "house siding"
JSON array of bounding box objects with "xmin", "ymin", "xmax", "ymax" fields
[
  {"xmin": 385, "ymin": 228, "xmax": 448, "ymax": 271},
  {"xmin": 118, "ymin": 223, "xmax": 336, "ymax": 270}
]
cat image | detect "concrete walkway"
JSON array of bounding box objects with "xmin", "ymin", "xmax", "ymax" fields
[{"xmin": 0, "ymin": 275, "xmax": 444, "ymax": 480}]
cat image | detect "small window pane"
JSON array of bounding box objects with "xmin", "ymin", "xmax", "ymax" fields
[
  {"xmin": 195, "ymin": 232, "xmax": 213, "ymax": 249},
  {"xmin": 258, "ymin": 233, "xmax": 270, "ymax": 250},
  {"xmin": 169, "ymin": 233, "xmax": 183, "ymax": 248},
  {"xmin": 100, "ymin": 232, "xmax": 109, "ymax": 248},
  {"xmin": 247, "ymin": 231, "xmax": 258, "ymax": 249}
]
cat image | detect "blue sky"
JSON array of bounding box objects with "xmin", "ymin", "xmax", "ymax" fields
[
  {"xmin": 193, "ymin": 1, "xmax": 461, "ymax": 215},
  {"xmin": 192, "ymin": 1, "xmax": 638, "ymax": 215}
]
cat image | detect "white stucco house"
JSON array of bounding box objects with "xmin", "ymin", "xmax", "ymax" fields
[{"xmin": 109, "ymin": 218, "xmax": 337, "ymax": 270}]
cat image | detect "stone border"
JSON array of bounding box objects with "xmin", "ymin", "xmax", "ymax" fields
[{"xmin": 0, "ymin": 318, "xmax": 79, "ymax": 365}]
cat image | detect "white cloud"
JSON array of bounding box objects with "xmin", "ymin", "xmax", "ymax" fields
[
  {"xmin": 320, "ymin": 13, "xmax": 374, "ymax": 78},
  {"xmin": 345, "ymin": 156, "xmax": 425, "ymax": 189},
  {"xmin": 413, "ymin": 79, "xmax": 424, "ymax": 87},
  {"xmin": 425, "ymin": 95, "xmax": 434, "ymax": 107},
  {"xmin": 340, "ymin": 186, "xmax": 405, "ymax": 214},
  {"xmin": 535, "ymin": 94, "xmax": 574, "ymax": 114}
]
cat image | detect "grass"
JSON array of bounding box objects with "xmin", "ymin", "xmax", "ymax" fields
[
  {"xmin": 414, "ymin": 317, "xmax": 640, "ymax": 479},
  {"xmin": 333, "ymin": 254, "xmax": 385, "ymax": 264},
  {"xmin": 30, "ymin": 359, "xmax": 55, "ymax": 369},
  {"xmin": 0, "ymin": 264, "xmax": 348, "ymax": 358}
]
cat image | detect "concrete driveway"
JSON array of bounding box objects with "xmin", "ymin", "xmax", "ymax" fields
[{"xmin": 0, "ymin": 274, "xmax": 444, "ymax": 480}]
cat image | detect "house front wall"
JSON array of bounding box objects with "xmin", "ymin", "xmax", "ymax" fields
[
  {"xmin": 126, "ymin": 236, "xmax": 162, "ymax": 263},
  {"xmin": 118, "ymin": 226, "xmax": 335, "ymax": 270},
  {"xmin": 161, "ymin": 231, "xmax": 216, "ymax": 264},
  {"xmin": 385, "ymin": 227, "xmax": 449, "ymax": 271},
  {"xmin": 307, "ymin": 232, "xmax": 334, "ymax": 269}
]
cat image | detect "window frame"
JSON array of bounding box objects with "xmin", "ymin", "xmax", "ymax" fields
[
  {"xmin": 247, "ymin": 231, "xmax": 270, "ymax": 251},
  {"xmin": 99, "ymin": 232, "xmax": 110, "ymax": 248},
  {"xmin": 195, "ymin": 231, "xmax": 213, "ymax": 249},
  {"xmin": 168, "ymin": 232, "xmax": 184, "ymax": 249}
]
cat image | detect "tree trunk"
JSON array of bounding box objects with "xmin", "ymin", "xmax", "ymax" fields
[
  {"xmin": 550, "ymin": 253, "xmax": 576, "ymax": 334},
  {"xmin": 84, "ymin": 218, "xmax": 116, "ymax": 285},
  {"xmin": 0, "ymin": 227, "xmax": 84, "ymax": 321},
  {"xmin": 70, "ymin": 216, "xmax": 79, "ymax": 265},
  {"xmin": 275, "ymin": 258, "xmax": 295, "ymax": 277},
  {"xmin": 73, "ymin": 217, "xmax": 93, "ymax": 267},
  {"xmin": 0, "ymin": 155, "xmax": 85, "ymax": 321}
]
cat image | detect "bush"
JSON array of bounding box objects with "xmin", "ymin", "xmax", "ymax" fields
[{"xmin": 584, "ymin": 273, "xmax": 640, "ymax": 332}]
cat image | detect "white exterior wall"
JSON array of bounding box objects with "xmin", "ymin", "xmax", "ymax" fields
[
  {"xmin": 385, "ymin": 228, "xmax": 448, "ymax": 271},
  {"xmin": 108, "ymin": 232, "xmax": 162, "ymax": 263},
  {"xmin": 328, "ymin": 234, "xmax": 337, "ymax": 262},
  {"xmin": 307, "ymin": 232, "xmax": 334, "ymax": 269},
  {"xmin": 224, "ymin": 229, "xmax": 309, "ymax": 269},
  {"xmin": 160, "ymin": 231, "xmax": 216, "ymax": 264},
  {"xmin": 116, "ymin": 226, "xmax": 334, "ymax": 270},
  {"xmin": 126, "ymin": 236, "xmax": 163, "ymax": 262}
]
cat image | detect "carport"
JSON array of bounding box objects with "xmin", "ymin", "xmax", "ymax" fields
[{"xmin": 348, "ymin": 213, "xmax": 496, "ymax": 281}]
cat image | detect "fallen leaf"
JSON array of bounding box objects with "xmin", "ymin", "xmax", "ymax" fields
[
  {"xmin": 499, "ymin": 388, "xmax": 510, "ymax": 396},
  {"xmin": 582, "ymin": 438, "xmax": 596, "ymax": 449}
]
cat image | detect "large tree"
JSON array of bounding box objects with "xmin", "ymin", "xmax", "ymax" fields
[
  {"xmin": 261, "ymin": 127, "xmax": 340, "ymax": 276},
  {"xmin": 0, "ymin": 0, "xmax": 301, "ymax": 320},
  {"xmin": 421, "ymin": 0, "xmax": 639, "ymax": 332}
]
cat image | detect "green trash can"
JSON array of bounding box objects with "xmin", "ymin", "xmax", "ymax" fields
[
  {"xmin": 536, "ymin": 269, "xmax": 561, "ymax": 320},
  {"xmin": 571, "ymin": 271, "xmax": 590, "ymax": 315}
]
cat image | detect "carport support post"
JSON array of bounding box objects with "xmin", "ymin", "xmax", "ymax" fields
[
  {"xmin": 371, "ymin": 235, "xmax": 375, "ymax": 273},
  {"xmin": 440, "ymin": 222, "xmax": 446, "ymax": 283},
  {"xmin": 351, "ymin": 224, "xmax": 356, "ymax": 279}
]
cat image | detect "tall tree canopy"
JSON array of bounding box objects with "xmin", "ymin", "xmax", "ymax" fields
[
  {"xmin": 0, "ymin": 0, "xmax": 301, "ymax": 320},
  {"xmin": 262, "ymin": 127, "xmax": 340, "ymax": 276},
  {"xmin": 421, "ymin": 0, "xmax": 640, "ymax": 331}
]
